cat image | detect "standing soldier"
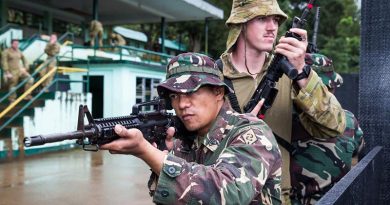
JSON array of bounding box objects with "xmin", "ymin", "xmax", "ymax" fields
[
  {"xmin": 41, "ymin": 34, "xmax": 60, "ymax": 89},
  {"xmin": 1, "ymin": 39, "xmax": 34, "ymax": 102},
  {"xmin": 290, "ymin": 53, "xmax": 365, "ymax": 204},
  {"xmin": 219, "ymin": 0, "xmax": 346, "ymax": 204},
  {"xmin": 89, "ymin": 20, "xmax": 104, "ymax": 47}
]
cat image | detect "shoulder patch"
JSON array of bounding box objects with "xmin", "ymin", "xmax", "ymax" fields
[{"xmin": 239, "ymin": 129, "xmax": 258, "ymax": 145}]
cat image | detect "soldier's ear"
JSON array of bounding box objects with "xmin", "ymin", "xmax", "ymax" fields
[{"xmin": 212, "ymin": 86, "xmax": 225, "ymax": 98}]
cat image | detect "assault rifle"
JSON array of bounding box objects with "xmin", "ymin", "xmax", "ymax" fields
[
  {"xmin": 23, "ymin": 99, "xmax": 189, "ymax": 151},
  {"xmin": 243, "ymin": 0, "xmax": 315, "ymax": 118},
  {"xmin": 307, "ymin": 6, "xmax": 321, "ymax": 53}
]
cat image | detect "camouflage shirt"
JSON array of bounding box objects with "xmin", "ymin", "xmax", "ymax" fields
[
  {"xmin": 153, "ymin": 101, "xmax": 282, "ymax": 205},
  {"xmin": 290, "ymin": 110, "xmax": 364, "ymax": 205}
]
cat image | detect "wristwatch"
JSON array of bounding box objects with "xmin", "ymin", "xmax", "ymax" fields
[{"xmin": 294, "ymin": 64, "xmax": 311, "ymax": 81}]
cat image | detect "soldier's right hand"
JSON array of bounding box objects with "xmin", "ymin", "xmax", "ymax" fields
[
  {"xmin": 250, "ymin": 98, "xmax": 265, "ymax": 118},
  {"xmin": 100, "ymin": 124, "xmax": 151, "ymax": 157}
]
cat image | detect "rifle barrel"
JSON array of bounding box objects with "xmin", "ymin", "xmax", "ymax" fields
[{"xmin": 24, "ymin": 130, "xmax": 93, "ymax": 147}]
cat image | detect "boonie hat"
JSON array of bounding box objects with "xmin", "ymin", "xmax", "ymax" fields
[
  {"xmin": 225, "ymin": 0, "xmax": 288, "ymax": 52},
  {"xmin": 157, "ymin": 53, "xmax": 234, "ymax": 98}
]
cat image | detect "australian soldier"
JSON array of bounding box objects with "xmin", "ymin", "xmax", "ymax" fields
[
  {"xmin": 41, "ymin": 34, "xmax": 60, "ymax": 89},
  {"xmin": 100, "ymin": 53, "xmax": 283, "ymax": 204},
  {"xmin": 89, "ymin": 20, "xmax": 104, "ymax": 47},
  {"xmin": 290, "ymin": 53, "xmax": 365, "ymax": 204},
  {"xmin": 110, "ymin": 32, "xmax": 126, "ymax": 47},
  {"xmin": 1, "ymin": 39, "xmax": 34, "ymax": 102},
  {"xmin": 219, "ymin": 0, "xmax": 346, "ymax": 203}
]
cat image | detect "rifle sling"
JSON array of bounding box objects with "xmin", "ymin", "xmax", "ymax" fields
[
  {"xmin": 216, "ymin": 59, "xmax": 242, "ymax": 113},
  {"xmin": 216, "ymin": 58, "xmax": 296, "ymax": 156},
  {"xmin": 273, "ymin": 131, "xmax": 296, "ymax": 156}
]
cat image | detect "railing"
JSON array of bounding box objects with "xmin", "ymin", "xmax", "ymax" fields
[
  {"xmin": 317, "ymin": 146, "xmax": 383, "ymax": 205},
  {"xmin": 0, "ymin": 55, "xmax": 90, "ymax": 133},
  {"xmin": 0, "ymin": 24, "xmax": 21, "ymax": 34},
  {"xmin": 69, "ymin": 45, "xmax": 173, "ymax": 66}
]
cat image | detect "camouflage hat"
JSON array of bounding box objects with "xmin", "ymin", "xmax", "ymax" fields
[
  {"xmin": 226, "ymin": 0, "xmax": 288, "ymax": 26},
  {"xmin": 305, "ymin": 53, "xmax": 343, "ymax": 88},
  {"xmin": 225, "ymin": 0, "xmax": 288, "ymax": 52},
  {"xmin": 157, "ymin": 53, "xmax": 234, "ymax": 97}
]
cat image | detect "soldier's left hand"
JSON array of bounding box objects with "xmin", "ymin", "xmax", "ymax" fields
[{"xmin": 275, "ymin": 28, "xmax": 308, "ymax": 73}]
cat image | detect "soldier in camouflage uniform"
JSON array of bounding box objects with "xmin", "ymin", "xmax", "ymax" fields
[
  {"xmin": 41, "ymin": 34, "xmax": 61, "ymax": 89},
  {"xmin": 100, "ymin": 52, "xmax": 283, "ymax": 204},
  {"xmin": 220, "ymin": 1, "xmax": 346, "ymax": 204},
  {"xmin": 1, "ymin": 39, "xmax": 34, "ymax": 102},
  {"xmin": 290, "ymin": 53, "xmax": 365, "ymax": 205}
]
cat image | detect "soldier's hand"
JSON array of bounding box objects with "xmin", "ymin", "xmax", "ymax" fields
[
  {"xmin": 151, "ymin": 127, "xmax": 175, "ymax": 153},
  {"xmin": 165, "ymin": 127, "xmax": 175, "ymax": 151},
  {"xmin": 250, "ymin": 98, "xmax": 265, "ymax": 118},
  {"xmin": 20, "ymin": 68, "xmax": 29, "ymax": 75},
  {"xmin": 99, "ymin": 124, "xmax": 151, "ymax": 157},
  {"xmin": 275, "ymin": 28, "xmax": 308, "ymax": 72},
  {"xmin": 5, "ymin": 72, "xmax": 13, "ymax": 79}
]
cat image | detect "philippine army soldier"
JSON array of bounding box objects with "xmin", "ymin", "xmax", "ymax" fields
[
  {"xmin": 219, "ymin": 0, "xmax": 346, "ymax": 203},
  {"xmin": 290, "ymin": 53, "xmax": 365, "ymax": 204},
  {"xmin": 41, "ymin": 34, "xmax": 61, "ymax": 89},
  {"xmin": 1, "ymin": 39, "xmax": 34, "ymax": 102},
  {"xmin": 89, "ymin": 20, "xmax": 103, "ymax": 47},
  {"xmin": 100, "ymin": 53, "xmax": 283, "ymax": 204}
]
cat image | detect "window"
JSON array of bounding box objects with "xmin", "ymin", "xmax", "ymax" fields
[{"xmin": 135, "ymin": 77, "xmax": 161, "ymax": 111}]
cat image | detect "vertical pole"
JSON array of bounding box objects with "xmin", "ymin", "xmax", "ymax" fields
[
  {"xmin": 93, "ymin": 0, "xmax": 99, "ymax": 20},
  {"xmin": 160, "ymin": 17, "xmax": 166, "ymax": 54},
  {"xmin": 44, "ymin": 11, "xmax": 53, "ymax": 34},
  {"xmin": 92, "ymin": 0, "xmax": 99, "ymax": 48},
  {"xmin": 204, "ymin": 17, "xmax": 209, "ymax": 55},
  {"xmin": 0, "ymin": 0, "xmax": 7, "ymax": 28}
]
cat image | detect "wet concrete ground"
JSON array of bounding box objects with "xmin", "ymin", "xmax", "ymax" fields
[{"xmin": 0, "ymin": 149, "xmax": 154, "ymax": 205}]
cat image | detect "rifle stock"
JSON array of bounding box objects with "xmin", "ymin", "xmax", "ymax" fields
[{"xmin": 24, "ymin": 99, "xmax": 189, "ymax": 151}]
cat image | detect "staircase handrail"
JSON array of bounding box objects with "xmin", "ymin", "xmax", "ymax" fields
[
  {"xmin": 0, "ymin": 23, "xmax": 21, "ymax": 35},
  {"xmin": 0, "ymin": 55, "xmax": 90, "ymax": 133}
]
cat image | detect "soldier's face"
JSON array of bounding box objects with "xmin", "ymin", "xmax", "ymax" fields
[
  {"xmin": 245, "ymin": 15, "xmax": 280, "ymax": 52},
  {"xmin": 11, "ymin": 40, "xmax": 19, "ymax": 49},
  {"xmin": 170, "ymin": 86, "xmax": 224, "ymax": 136}
]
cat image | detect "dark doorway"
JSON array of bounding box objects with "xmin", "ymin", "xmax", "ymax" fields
[{"xmin": 83, "ymin": 75, "xmax": 104, "ymax": 118}]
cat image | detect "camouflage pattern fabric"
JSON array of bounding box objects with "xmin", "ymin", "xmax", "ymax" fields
[
  {"xmin": 153, "ymin": 101, "xmax": 282, "ymax": 205},
  {"xmin": 157, "ymin": 52, "xmax": 234, "ymax": 97},
  {"xmin": 290, "ymin": 110, "xmax": 364, "ymax": 205},
  {"xmin": 305, "ymin": 53, "xmax": 343, "ymax": 88},
  {"xmin": 226, "ymin": 0, "xmax": 288, "ymax": 26},
  {"xmin": 225, "ymin": 0, "xmax": 288, "ymax": 52},
  {"xmin": 304, "ymin": 53, "xmax": 333, "ymax": 68}
]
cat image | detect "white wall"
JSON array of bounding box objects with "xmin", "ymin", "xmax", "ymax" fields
[{"xmin": 67, "ymin": 63, "xmax": 166, "ymax": 117}]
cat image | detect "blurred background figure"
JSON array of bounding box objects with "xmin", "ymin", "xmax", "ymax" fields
[
  {"xmin": 89, "ymin": 20, "xmax": 103, "ymax": 47},
  {"xmin": 1, "ymin": 39, "xmax": 33, "ymax": 102},
  {"xmin": 41, "ymin": 34, "xmax": 60, "ymax": 90},
  {"xmin": 110, "ymin": 32, "xmax": 126, "ymax": 47}
]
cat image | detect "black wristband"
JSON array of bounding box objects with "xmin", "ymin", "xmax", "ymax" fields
[{"xmin": 294, "ymin": 64, "xmax": 311, "ymax": 81}]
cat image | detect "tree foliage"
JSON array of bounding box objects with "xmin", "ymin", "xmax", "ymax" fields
[{"xmin": 127, "ymin": 0, "xmax": 360, "ymax": 73}]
